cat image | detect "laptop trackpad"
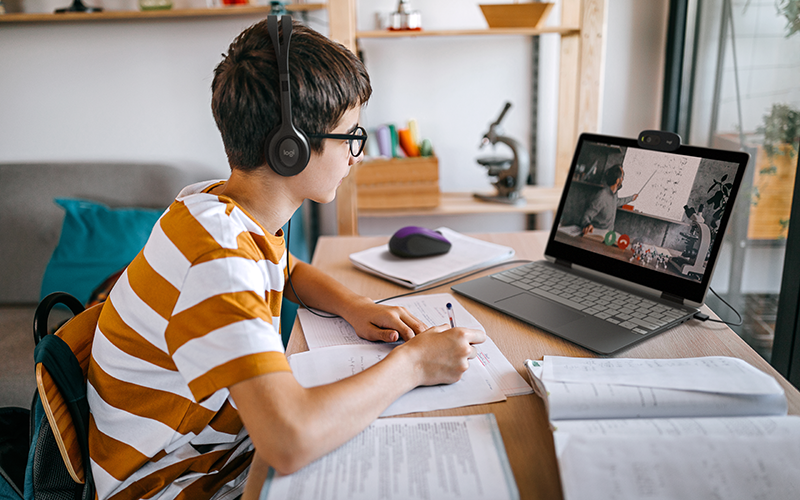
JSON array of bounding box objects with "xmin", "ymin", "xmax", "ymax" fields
[{"xmin": 495, "ymin": 293, "xmax": 583, "ymax": 330}]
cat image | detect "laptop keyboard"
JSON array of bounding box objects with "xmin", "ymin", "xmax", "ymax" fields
[{"xmin": 490, "ymin": 262, "xmax": 688, "ymax": 335}]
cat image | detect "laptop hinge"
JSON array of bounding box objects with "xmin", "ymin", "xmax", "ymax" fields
[
  {"xmin": 660, "ymin": 292, "xmax": 685, "ymax": 305},
  {"xmin": 554, "ymin": 259, "xmax": 572, "ymax": 269}
]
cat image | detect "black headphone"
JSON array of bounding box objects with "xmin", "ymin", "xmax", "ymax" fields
[{"xmin": 265, "ymin": 15, "xmax": 311, "ymax": 177}]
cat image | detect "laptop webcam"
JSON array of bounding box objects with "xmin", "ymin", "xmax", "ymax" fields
[{"xmin": 638, "ymin": 130, "xmax": 681, "ymax": 152}]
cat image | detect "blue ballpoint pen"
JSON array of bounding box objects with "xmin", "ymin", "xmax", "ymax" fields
[{"xmin": 446, "ymin": 302, "xmax": 456, "ymax": 328}]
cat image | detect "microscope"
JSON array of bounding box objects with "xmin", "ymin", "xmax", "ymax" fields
[{"xmin": 474, "ymin": 102, "xmax": 530, "ymax": 205}]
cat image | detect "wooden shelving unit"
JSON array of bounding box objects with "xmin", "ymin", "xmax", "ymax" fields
[
  {"xmin": 328, "ymin": 0, "xmax": 608, "ymax": 235},
  {"xmin": 1, "ymin": 0, "xmax": 605, "ymax": 236},
  {"xmin": 356, "ymin": 26, "xmax": 580, "ymax": 38},
  {"xmin": 0, "ymin": 3, "xmax": 326, "ymax": 23}
]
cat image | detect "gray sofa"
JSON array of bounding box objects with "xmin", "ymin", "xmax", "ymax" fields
[
  {"xmin": 0, "ymin": 162, "xmax": 214, "ymax": 407},
  {"xmin": 0, "ymin": 162, "xmax": 213, "ymax": 304}
]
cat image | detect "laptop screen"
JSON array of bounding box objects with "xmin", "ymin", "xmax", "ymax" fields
[{"xmin": 545, "ymin": 133, "xmax": 750, "ymax": 305}]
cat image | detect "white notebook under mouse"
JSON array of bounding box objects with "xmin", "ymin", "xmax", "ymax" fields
[{"xmin": 349, "ymin": 227, "xmax": 515, "ymax": 289}]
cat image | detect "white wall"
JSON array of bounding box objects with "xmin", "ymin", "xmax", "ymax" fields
[{"xmin": 0, "ymin": 0, "xmax": 669, "ymax": 235}]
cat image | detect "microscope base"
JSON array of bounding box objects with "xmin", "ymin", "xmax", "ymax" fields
[{"xmin": 473, "ymin": 193, "xmax": 526, "ymax": 206}]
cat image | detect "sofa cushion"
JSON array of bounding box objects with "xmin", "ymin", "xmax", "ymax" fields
[
  {"xmin": 0, "ymin": 163, "xmax": 204, "ymax": 304},
  {"xmin": 40, "ymin": 199, "xmax": 163, "ymax": 305}
]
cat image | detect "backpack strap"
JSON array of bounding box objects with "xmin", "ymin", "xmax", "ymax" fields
[
  {"xmin": 32, "ymin": 299, "xmax": 101, "ymax": 496},
  {"xmin": 34, "ymin": 335, "xmax": 92, "ymax": 488}
]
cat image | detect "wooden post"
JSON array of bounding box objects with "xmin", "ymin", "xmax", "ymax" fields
[
  {"xmin": 555, "ymin": 0, "xmax": 582, "ymax": 186},
  {"xmin": 328, "ymin": 0, "xmax": 360, "ymax": 235},
  {"xmin": 555, "ymin": 0, "xmax": 607, "ymax": 186},
  {"xmin": 577, "ymin": 0, "xmax": 607, "ymax": 138}
]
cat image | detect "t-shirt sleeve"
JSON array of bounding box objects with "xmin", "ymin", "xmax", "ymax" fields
[{"xmin": 165, "ymin": 252, "xmax": 291, "ymax": 403}]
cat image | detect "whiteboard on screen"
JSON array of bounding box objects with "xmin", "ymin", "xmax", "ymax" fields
[{"xmin": 616, "ymin": 148, "xmax": 701, "ymax": 222}]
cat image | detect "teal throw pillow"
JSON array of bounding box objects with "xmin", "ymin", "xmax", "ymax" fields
[{"xmin": 40, "ymin": 198, "xmax": 164, "ymax": 305}]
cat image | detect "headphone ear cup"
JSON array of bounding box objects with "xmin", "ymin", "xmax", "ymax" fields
[{"xmin": 266, "ymin": 124, "xmax": 310, "ymax": 177}]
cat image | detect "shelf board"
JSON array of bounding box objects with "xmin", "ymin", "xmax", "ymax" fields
[
  {"xmin": 357, "ymin": 26, "xmax": 580, "ymax": 38},
  {"xmin": 0, "ymin": 3, "xmax": 326, "ymax": 23},
  {"xmin": 357, "ymin": 186, "xmax": 563, "ymax": 218}
]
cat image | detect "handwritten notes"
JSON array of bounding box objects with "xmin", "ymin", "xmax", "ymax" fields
[
  {"xmin": 618, "ymin": 148, "xmax": 701, "ymax": 222},
  {"xmin": 298, "ymin": 294, "xmax": 532, "ymax": 397},
  {"xmin": 289, "ymin": 343, "xmax": 506, "ymax": 416}
]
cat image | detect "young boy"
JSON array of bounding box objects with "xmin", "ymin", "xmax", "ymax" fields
[{"xmin": 86, "ymin": 17, "xmax": 484, "ymax": 500}]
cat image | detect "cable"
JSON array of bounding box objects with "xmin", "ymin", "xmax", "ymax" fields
[
  {"xmin": 284, "ymin": 218, "xmax": 338, "ymax": 319},
  {"xmin": 696, "ymin": 286, "xmax": 744, "ymax": 327}
]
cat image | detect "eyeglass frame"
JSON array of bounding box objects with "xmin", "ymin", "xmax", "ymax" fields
[{"xmin": 308, "ymin": 126, "xmax": 368, "ymax": 157}]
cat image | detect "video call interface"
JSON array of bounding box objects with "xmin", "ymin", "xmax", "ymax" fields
[{"xmin": 554, "ymin": 140, "xmax": 740, "ymax": 283}]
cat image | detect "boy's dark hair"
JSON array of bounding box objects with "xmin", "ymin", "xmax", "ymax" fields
[
  {"xmin": 212, "ymin": 19, "xmax": 372, "ymax": 171},
  {"xmin": 603, "ymin": 164, "xmax": 624, "ymax": 187}
]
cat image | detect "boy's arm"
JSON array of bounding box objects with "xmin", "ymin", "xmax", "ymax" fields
[
  {"xmin": 231, "ymin": 324, "xmax": 485, "ymax": 477},
  {"xmin": 284, "ymin": 259, "xmax": 428, "ymax": 342}
]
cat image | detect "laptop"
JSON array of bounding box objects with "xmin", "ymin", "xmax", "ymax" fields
[{"xmin": 452, "ymin": 132, "xmax": 750, "ymax": 354}]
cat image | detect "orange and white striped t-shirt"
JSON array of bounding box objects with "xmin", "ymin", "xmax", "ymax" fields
[{"xmin": 87, "ymin": 180, "xmax": 291, "ymax": 500}]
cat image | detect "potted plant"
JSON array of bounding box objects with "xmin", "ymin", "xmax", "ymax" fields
[
  {"xmin": 750, "ymin": 103, "xmax": 800, "ymax": 239},
  {"xmin": 777, "ymin": 0, "xmax": 800, "ymax": 37}
]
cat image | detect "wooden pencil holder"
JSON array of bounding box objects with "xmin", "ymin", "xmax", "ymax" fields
[{"xmin": 355, "ymin": 156, "xmax": 440, "ymax": 209}]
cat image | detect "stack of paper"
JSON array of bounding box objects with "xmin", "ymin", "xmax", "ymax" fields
[
  {"xmin": 525, "ymin": 356, "xmax": 800, "ymax": 500},
  {"xmin": 349, "ymin": 227, "xmax": 515, "ymax": 289},
  {"xmin": 292, "ymin": 293, "xmax": 532, "ymax": 417},
  {"xmin": 259, "ymin": 414, "xmax": 520, "ymax": 500}
]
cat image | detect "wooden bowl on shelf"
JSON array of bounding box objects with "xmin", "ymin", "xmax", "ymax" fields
[{"xmin": 479, "ymin": 2, "xmax": 554, "ymax": 29}]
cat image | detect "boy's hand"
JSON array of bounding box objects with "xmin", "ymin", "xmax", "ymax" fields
[
  {"xmin": 394, "ymin": 325, "xmax": 487, "ymax": 387},
  {"xmin": 342, "ymin": 300, "xmax": 428, "ymax": 343}
]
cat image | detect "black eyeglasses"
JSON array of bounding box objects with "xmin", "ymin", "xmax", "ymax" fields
[{"xmin": 308, "ymin": 126, "xmax": 368, "ymax": 157}]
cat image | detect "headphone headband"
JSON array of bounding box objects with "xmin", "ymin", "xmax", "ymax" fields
[{"xmin": 265, "ymin": 15, "xmax": 310, "ymax": 177}]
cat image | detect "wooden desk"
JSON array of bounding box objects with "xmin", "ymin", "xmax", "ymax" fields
[{"xmin": 287, "ymin": 231, "xmax": 800, "ymax": 500}]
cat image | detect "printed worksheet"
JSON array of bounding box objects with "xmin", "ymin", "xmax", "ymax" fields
[
  {"xmin": 298, "ymin": 293, "xmax": 532, "ymax": 397},
  {"xmin": 542, "ymin": 355, "xmax": 784, "ymax": 395},
  {"xmin": 552, "ymin": 415, "xmax": 800, "ymax": 457},
  {"xmin": 558, "ymin": 432, "xmax": 800, "ymax": 500},
  {"xmin": 259, "ymin": 415, "xmax": 520, "ymax": 500}
]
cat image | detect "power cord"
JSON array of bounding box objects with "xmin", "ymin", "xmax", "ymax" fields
[{"xmin": 693, "ymin": 286, "xmax": 744, "ymax": 327}]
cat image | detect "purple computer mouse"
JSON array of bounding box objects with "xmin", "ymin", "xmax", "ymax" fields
[{"xmin": 389, "ymin": 226, "xmax": 452, "ymax": 258}]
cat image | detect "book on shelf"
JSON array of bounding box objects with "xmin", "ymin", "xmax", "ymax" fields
[{"xmin": 525, "ymin": 356, "xmax": 800, "ymax": 500}]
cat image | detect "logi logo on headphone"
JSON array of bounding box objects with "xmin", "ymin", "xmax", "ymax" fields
[{"xmin": 282, "ymin": 149, "xmax": 296, "ymax": 158}]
